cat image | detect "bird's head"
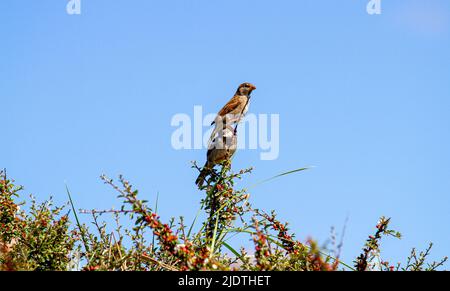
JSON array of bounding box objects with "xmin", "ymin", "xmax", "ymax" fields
[{"xmin": 236, "ymin": 82, "xmax": 256, "ymax": 97}]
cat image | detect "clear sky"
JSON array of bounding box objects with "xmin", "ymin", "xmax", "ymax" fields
[{"xmin": 1, "ymin": 0, "xmax": 449, "ymax": 268}]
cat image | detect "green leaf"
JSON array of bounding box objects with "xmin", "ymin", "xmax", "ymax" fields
[
  {"xmin": 222, "ymin": 241, "xmax": 246, "ymax": 265},
  {"xmin": 248, "ymin": 167, "xmax": 310, "ymax": 189},
  {"xmin": 65, "ymin": 184, "xmax": 89, "ymax": 254}
]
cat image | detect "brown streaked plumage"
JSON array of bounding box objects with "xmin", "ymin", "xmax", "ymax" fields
[
  {"xmin": 209, "ymin": 83, "xmax": 256, "ymax": 144},
  {"xmin": 212, "ymin": 82, "xmax": 256, "ymax": 124},
  {"xmin": 196, "ymin": 125, "xmax": 238, "ymax": 188}
]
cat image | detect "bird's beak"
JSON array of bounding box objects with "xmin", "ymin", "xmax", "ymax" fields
[{"xmin": 250, "ymin": 84, "xmax": 256, "ymax": 91}]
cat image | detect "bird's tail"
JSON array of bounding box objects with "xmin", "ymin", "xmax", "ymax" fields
[{"xmin": 195, "ymin": 162, "xmax": 210, "ymax": 188}]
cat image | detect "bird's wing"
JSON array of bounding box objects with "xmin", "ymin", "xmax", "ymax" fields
[
  {"xmin": 211, "ymin": 96, "xmax": 242, "ymax": 126},
  {"xmin": 218, "ymin": 95, "xmax": 241, "ymax": 116}
]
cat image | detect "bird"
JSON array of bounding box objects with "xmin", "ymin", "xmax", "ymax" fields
[
  {"xmin": 196, "ymin": 125, "xmax": 238, "ymax": 188},
  {"xmin": 209, "ymin": 83, "xmax": 256, "ymax": 144}
]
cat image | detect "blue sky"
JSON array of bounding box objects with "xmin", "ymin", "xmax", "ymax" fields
[{"xmin": 1, "ymin": 0, "xmax": 449, "ymax": 268}]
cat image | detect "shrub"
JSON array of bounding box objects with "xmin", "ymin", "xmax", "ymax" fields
[{"xmin": 0, "ymin": 167, "xmax": 447, "ymax": 271}]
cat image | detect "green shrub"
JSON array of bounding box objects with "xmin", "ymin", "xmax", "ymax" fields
[{"xmin": 0, "ymin": 167, "xmax": 447, "ymax": 271}]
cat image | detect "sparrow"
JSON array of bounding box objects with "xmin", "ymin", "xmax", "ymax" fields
[
  {"xmin": 209, "ymin": 83, "xmax": 256, "ymax": 143},
  {"xmin": 196, "ymin": 125, "xmax": 238, "ymax": 188}
]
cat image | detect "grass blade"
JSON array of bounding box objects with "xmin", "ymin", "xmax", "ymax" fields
[
  {"xmin": 65, "ymin": 184, "xmax": 89, "ymax": 253},
  {"xmin": 222, "ymin": 241, "xmax": 246, "ymax": 265},
  {"xmin": 151, "ymin": 192, "xmax": 159, "ymax": 252},
  {"xmin": 248, "ymin": 167, "xmax": 310, "ymax": 189},
  {"xmin": 187, "ymin": 201, "xmax": 204, "ymax": 239}
]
